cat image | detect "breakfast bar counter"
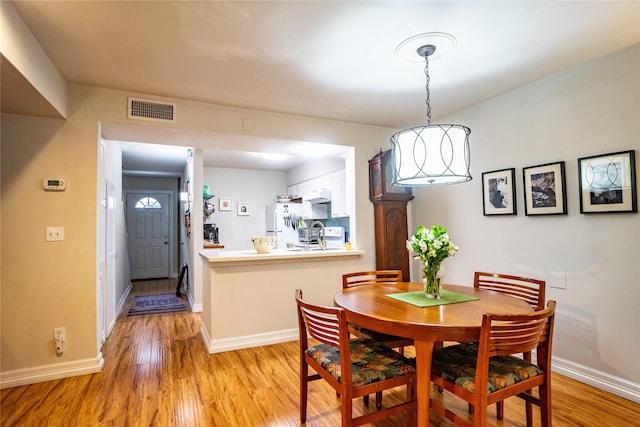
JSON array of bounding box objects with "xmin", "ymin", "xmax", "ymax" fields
[
  {"xmin": 200, "ymin": 248, "xmax": 364, "ymax": 266},
  {"xmin": 199, "ymin": 248, "xmax": 365, "ymax": 354}
]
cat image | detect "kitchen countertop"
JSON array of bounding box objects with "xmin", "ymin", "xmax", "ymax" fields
[{"xmin": 200, "ymin": 248, "xmax": 364, "ymax": 266}]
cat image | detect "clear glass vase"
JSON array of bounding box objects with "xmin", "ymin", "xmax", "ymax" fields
[{"xmin": 423, "ymin": 265, "xmax": 442, "ymax": 299}]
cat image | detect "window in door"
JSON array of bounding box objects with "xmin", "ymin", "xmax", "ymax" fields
[{"xmin": 135, "ymin": 196, "xmax": 162, "ymax": 209}]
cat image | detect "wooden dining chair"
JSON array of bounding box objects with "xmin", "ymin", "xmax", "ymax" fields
[
  {"xmin": 429, "ymin": 300, "xmax": 556, "ymax": 427},
  {"xmin": 295, "ymin": 289, "xmax": 417, "ymax": 427},
  {"xmin": 343, "ymin": 270, "xmax": 415, "ymax": 409},
  {"xmin": 342, "ymin": 270, "xmax": 414, "ymax": 351},
  {"xmin": 473, "ymin": 271, "xmax": 546, "ymax": 419}
]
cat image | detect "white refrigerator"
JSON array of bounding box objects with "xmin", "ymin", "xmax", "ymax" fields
[{"xmin": 266, "ymin": 203, "xmax": 302, "ymax": 249}]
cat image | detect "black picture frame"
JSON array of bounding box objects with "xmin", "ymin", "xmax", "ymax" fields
[
  {"xmin": 578, "ymin": 150, "xmax": 637, "ymax": 213},
  {"xmin": 523, "ymin": 161, "xmax": 567, "ymax": 216},
  {"xmin": 482, "ymin": 168, "xmax": 517, "ymax": 216}
]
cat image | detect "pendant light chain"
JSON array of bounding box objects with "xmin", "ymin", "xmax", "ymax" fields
[{"xmin": 424, "ymin": 55, "xmax": 431, "ymax": 126}]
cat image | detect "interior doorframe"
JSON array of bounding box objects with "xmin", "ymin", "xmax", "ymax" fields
[
  {"xmin": 105, "ymin": 180, "xmax": 117, "ymax": 336},
  {"xmin": 97, "ymin": 139, "xmax": 106, "ymax": 351},
  {"xmin": 97, "ymin": 133, "xmax": 187, "ymax": 370}
]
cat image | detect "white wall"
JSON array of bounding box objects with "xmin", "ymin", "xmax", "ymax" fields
[
  {"xmin": 410, "ymin": 43, "xmax": 640, "ymax": 400},
  {"xmin": 203, "ymin": 167, "xmax": 288, "ymax": 250}
]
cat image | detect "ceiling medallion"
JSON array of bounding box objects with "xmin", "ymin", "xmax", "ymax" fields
[{"xmin": 394, "ymin": 32, "xmax": 457, "ymax": 63}]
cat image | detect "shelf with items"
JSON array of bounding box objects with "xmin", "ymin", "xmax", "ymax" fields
[{"xmin": 203, "ymin": 194, "xmax": 215, "ymax": 220}]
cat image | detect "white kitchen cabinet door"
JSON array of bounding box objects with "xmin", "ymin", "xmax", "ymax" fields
[
  {"xmin": 303, "ymin": 175, "xmax": 331, "ymax": 195},
  {"xmin": 287, "ymin": 183, "xmax": 302, "ymax": 199},
  {"xmin": 330, "ymin": 170, "xmax": 349, "ymax": 218}
]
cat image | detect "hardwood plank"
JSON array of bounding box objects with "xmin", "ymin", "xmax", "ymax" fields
[{"xmin": 2, "ymin": 279, "xmax": 639, "ymax": 426}]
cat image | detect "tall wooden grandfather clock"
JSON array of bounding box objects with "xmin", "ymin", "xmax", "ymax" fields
[{"xmin": 369, "ymin": 149, "xmax": 414, "ymax": 281}]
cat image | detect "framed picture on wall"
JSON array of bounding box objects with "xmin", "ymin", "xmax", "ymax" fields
[
  {"xmin": 237, "ymin": 203, "xmax": 250, "ymax": 216},
  {"xmin": 578, "ymin": 150, "xmax": 637, "ymax": 213},
  {"xmin": 523, "ymin": 161, "xmax": 567, "ymax": 216},
  {"xmin": 219, "ymin": 197, "xmax": 232, "ymax": 211},
  {"xmin": 482, "ymin": 168, "xmax": 517, "ymax": 216}
]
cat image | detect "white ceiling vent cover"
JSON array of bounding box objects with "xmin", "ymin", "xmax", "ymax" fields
[{"xmin": 128, "ymin": 97, "xmax": 176, "ymax": 123}]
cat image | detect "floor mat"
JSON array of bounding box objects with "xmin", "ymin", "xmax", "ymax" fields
[{"xmin": 127, "ymin": 293, "xmax": 186, "ymax": 316}]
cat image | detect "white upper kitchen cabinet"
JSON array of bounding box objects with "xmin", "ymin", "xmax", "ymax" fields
[
  {"xmin": 301, "ymin": 175, "xmax": 331, "ymax": 199},
  {"xmin": 330, "ymin": 170, "xmax": 349, "ymax": 218},
  {"xmin": 287, "ymin": 183, "xmax": 302, "ymax": 199}
]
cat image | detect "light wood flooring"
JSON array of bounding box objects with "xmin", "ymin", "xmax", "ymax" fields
[{"xmin": 2, "ymin": 278, "xmax": 639, "ymax": 426}]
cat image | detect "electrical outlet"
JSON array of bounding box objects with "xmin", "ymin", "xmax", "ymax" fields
[
  {"xmin": 46, "ymin": 226, "xmax": 64, "ymax": 242},
  {"xmin": 54, "ymin": 327, "xmax": 65, "ymax": 342}
]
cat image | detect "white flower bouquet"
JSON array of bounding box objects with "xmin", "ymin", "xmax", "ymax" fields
[{"xmin": 406, "ymin": 224, "xmax": 458, "ymax": 297}]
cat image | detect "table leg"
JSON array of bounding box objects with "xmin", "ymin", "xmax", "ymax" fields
[{"xmin": 414, "ymin": 340, "xmax": 435, "ymax": 426}]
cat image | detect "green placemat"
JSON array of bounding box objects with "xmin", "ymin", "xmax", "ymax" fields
[{"xmin": 386, "ymin": 289, "xmax": 479, "ymax": 307}]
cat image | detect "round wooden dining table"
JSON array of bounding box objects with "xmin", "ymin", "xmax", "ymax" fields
[{"xmin": 334, "ymin": 282, "xmax": 533, "ymax": 426}]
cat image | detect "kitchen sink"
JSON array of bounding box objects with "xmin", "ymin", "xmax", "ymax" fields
[{"xmin": 287, "ymin": 245, "xmax": 342, "ymax": 251}]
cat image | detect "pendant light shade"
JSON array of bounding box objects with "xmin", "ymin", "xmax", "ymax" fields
[
  {"xmin": 391, "ymin": 41, "xmax": 472, "ymax": 186},
  {"xmin": 391, "ymin": 123, "xmax": 471, "ymax": 186}
]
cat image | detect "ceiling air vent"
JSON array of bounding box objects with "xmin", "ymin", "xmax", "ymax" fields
[{"xmin": 128, "ymin": 97, "xmax": 176, "ymax": 123}]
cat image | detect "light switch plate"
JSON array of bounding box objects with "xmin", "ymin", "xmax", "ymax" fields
[{"xmin": 549, "ymin": 271, "xmax": 566, "ymax": 289}]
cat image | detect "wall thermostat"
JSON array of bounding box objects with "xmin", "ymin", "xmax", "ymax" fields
[{"xmin": 43, "ymin": 178, "xmax": 67, "ymax": 191}]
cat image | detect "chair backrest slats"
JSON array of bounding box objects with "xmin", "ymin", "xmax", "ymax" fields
[
  {"xmin": 299, "ymin": 307, "xmax": 341, "ymax": 346},
  {"xmin": 343, "ymin": 270, "xmax": 402, "ymax": 289},
  {"xmin": 483, "ymin": 301, "xmax": 556, "ymax": 358},
  {"xmin": 296, "ymin": 289, "xmax": 346, "ymax": 348},
  {"xmin": 475, "ymin": 271, "xmax": 546, "ymax": 310},
  {"xmin": 295, "ymin": 289, "xmax": 355, "ymax": 391}
]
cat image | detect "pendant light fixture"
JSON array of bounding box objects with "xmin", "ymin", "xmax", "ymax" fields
[{"xmin": 391, "ymin": 37, "xmax": 471, "ymax": 186}]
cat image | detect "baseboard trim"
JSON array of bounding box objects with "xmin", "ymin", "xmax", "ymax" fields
[
  {"xmin": 117, "ymin": 282, "xmax": 132, "ymax": 315},
  {"xmin": 552, "ymin": 356, "xmax": 640, "ymax": 404},
  {"xmin": 204, "ymin": 328, "xmax": 298, "ymax": 354},
  {"xmin": 188, "ymin": 293, "xmax": 202, "ymax": 313},
  {"xmin": 0, "ymin": 354, "xmax": 104, "ymax": 389},
  {"xmin": 110, "ymin": 282, "xmax": 132, "ymax": 334}
]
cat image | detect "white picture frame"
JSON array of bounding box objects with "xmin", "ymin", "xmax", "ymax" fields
[
  {"xmin": 219, "ymin": 197, "xmax": 232, "ymax": 211},
  {"xmin": 237, "ymin": 203, "xmax": 250, "ymax": 216}
]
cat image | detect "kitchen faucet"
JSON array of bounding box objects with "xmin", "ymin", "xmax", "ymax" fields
[{"xmin": 310, "ymin": 220, "xmax": 326, "ymax": 251}]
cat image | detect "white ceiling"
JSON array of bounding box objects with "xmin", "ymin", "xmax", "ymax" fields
[{"xmin": 6, "ymin": 1, "xmax": 640, "ymax": 175}]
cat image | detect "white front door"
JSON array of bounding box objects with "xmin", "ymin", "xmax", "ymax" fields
[{"xmin": 126, "ymin": 192, "xmax": 170, "ymax": 279}]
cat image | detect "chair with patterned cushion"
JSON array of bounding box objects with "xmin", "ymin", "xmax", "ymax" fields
[
  {"xmin": 343, "ymin": 270, "xmax": 415, "ymax": 409},
  {"xmin": 474, "ymin": 271, "xmax": 546, "ymax": 419},
  {"xmin": 295, "ymin": 289, "xmax": 417, "ymax": 427},
  {"xmin": 429, "ymin": 300, "xmax": 556, "ymax": 427}
]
